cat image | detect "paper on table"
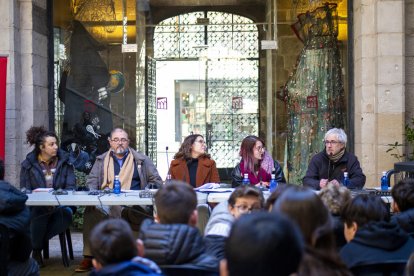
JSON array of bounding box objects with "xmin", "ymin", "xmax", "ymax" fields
[
  {"xmin": 196, "ymin": 188, "xmax": 235, "ymax": 193},
  {"xmin": 194, "ymin": 183, "xmax": 221, "ymax": 191},
  {"xmin": 33, "ymin": 188, "xmax": 54, "ymax": 192}
]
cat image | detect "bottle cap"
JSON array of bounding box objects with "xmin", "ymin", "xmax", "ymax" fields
[
  {"xmin": 271, "ymin": 173, "xmax": 275, "ymax": 179},
  {"xmin": 244, "ymin": 173, "xmax": 249, "ymax": 178},
  {"xmin": 382, "ymin": 171, "xmax": 387, "ymax": 175},
  {"xmin": 344, "ymin": 172, "xmax": 348, "ymax": 176}
]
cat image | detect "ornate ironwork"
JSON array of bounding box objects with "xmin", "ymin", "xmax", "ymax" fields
[{"xmin": 146, "ymin": 57, "xmax": 157, "ymax": 165}]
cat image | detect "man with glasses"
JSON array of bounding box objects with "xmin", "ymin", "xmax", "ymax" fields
[
  {"xmin": 204, "ymin": 186, "xmax": 264, "ymax": 260},
  {"xmin": 303, "ymin": 128, "xmax": 365, "ymax": 190},
  {"xmin": 76, "ymin": 127, "xmax": 163, "ymax": 272}
]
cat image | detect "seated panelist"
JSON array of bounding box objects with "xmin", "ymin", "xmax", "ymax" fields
[
  {"xmin": 303, "ymin": 128, "xmax": 366, "ymax": 190},
  {"xmin": 232, "ymin": 135, "xmax": 285, "ymax": 187},
  {"xmin": 20, "ymin": 126, "xmax": 76, "ymax": 267},
  {"xmin": 170, "ymin": 134, "xmax": 220, "ymax": 187}
]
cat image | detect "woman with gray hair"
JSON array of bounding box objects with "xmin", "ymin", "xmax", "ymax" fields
[{"xmin": 303, "ymin": 128, "xmax": 366, "ymax": 190}]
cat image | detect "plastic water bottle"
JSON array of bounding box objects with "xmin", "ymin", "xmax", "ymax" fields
[
  {"xmin": 343, "ymin": 172, "xmax": 350, "ymax": 187},
  {"xmin": 381, "ymin": 171, "xmax": 388, "ymax": 191},
  {"xmin": 269, "ymin": 173, "xmax": 278, "ymax": 192},
  {"xmin": 242, "ymin": 173, "xmax": 250, "ymax": 186},
  {"xmin": 113, "ymin": 175, "xmax": 121, "ymax": 195}
]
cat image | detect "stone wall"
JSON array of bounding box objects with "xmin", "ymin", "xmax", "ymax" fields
[
  {"xmin": 354, "ymin": 0, "xmax": 405, "ymax": 187},
  {"xmin": 406, "ymin": 0, "xmax": 414, "ymax": 158},
  {"xmin": 0, "ymin": 0, "xmax": 49, "ymax": 184}
]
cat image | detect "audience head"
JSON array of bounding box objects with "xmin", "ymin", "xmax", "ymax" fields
[
  {"xmin": 239, "ymin": 135, "xmax": 265, "ymax": 172},
  {"xmin": 341, "ymin": 194, "xmax": 390, "ymax": 242},
  {"xmin": 223, "ymin": 212, "xmax": 304, "ymax": 276},
  {"xmin": 26, "ymin": 126, "xmax": 59, "ymax": 158},
  {"xmin": 391, "ymin": 178, "xmax": 414, "ymax": 212},
  {"xmin": 272, "ymin": 186, "xmax": 334, "ymax": 250},
  {"xmin": 174, "ymin": 134, "xmax": 210, "ymax": 160},
  {"xmin": 264, "ymin": 183, "xmax": 294, "ymax": 211},
  {"xmin": 154, "ymin": 180, "xmax": 197, "ymax": 225},
  {"xmin": 324, "ymin": 128, "xmax": 346, "ymax": 156},
  {"xmin": 89, "ymin": 219, "xmax": 138, "ymax": 269},
  {"xmin": 227, "ymin": 185, "xmax": 264, "ymax": 219},
  {"xmin": 108, "ymin": 128, "xmax": 129, "ymax": 157},
  {"xmin": 319, "ymin": 182, "xmax": 351, "ymax": 215}
]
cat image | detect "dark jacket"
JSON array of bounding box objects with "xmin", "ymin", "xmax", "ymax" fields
[
  {"xmin": 303, "ymin": 150, "xmax": 365, "ymax": 190},
  {"xmin": 139, "ymin": 220, "xmax": 218, "ymax": 272},
  {"xmin": 0, "ymin": 181, "xmax": 32, "ymax": 262},
  {"xmin": 391, "ymin": 208, "xmax": 414, "ymax": 237},
  {"xmin": 20, "ymin": 149, "xmax": 76, "ymax": 190},
  {"xmin": 231, "ymin": 160, "xmax": 285, "ymax": 187},
  {"xmin": 87, "ymin": 148, "xmax": 162, "ymax": 190},
  {"xmin": 170, "ymin": 157, "xmax": 220, "ymax": 188},
  {"xmin": 339, "ymin": 221, "xmax": 414, "ymax": 268},
  {"xmin": 89, "ymin": 257, "xmax": 163, "ymax": 276}
]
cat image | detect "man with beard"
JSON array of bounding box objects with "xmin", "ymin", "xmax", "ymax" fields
[{"xmin": 76, "ymin": 128, "xmax": 163, "ymax": 272}]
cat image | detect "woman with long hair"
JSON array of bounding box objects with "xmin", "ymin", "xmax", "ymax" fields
[
  {"xmin": 231, "ymin": 135, "xmax": 285, "ymax": 187},
  {"xmin": 170, "ymin": 134, "xmax": 220, "ymax": 187},
  {"xmin": 20, "ymin": 126, "xmax": 76, "ymax": 267},
  {"xmin": 273, "ymin": 186, "xmax": 352, "ymax": 276}
]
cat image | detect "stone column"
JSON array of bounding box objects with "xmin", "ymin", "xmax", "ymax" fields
[{"xmin": 354, "ymin": 0, "xmax": 405, "ymax": 187}]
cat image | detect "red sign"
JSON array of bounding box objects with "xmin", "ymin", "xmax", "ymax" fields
[
  {"xmin": 0, "ymin": 57, "xmax": 7, "ymax": 160},
  {"xmin": 157, "ymin": 97, "xmax": 167, "ymax": 110},
  {"xmin": 306, "ymin": 95, "xmax": 318, "ymax": 109},
  {"xmin": 232, "ymin": 96, "xmax": 243, "ymax": 109}
]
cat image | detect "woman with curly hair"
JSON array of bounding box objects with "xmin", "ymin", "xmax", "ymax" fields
[
  {"xmin": 169, "ymin": 134, "xmax": 220, "ymax": 187},
  {"xmin": 232, "ymin": 135, "xmax": 285, "ymax": 187},
  {"xmin": 20, "ymin": 126, "xmax": 76, "ymax": 267}
]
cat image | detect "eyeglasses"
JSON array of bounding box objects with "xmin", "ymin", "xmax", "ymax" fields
[
  {"xmin": 233, "ymin": 205, "xmax": 261, "ymax": 214},
  {"xmin": 195, "ymin": 140, "xmax": 206, "ymax": 144},
  {"xmin": 254, "ymin": 146, "xmax": 265, "ymax": 152},
  {"xmin": 324, "ymin": 140, "xmax": 341, "ymax": 145},
  {"xmin": 111, "ymin": 138, "xmax": 129, "ymax": 143}
]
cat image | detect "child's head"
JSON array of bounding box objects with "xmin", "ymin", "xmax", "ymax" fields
[{"xmin": 228, "ymin": 185, "xmax": 264, "ymax": 219}]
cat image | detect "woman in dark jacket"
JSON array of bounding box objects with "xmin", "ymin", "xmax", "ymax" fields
[
  {"xmin": 232, "ymin": 135, "xmax": 285, "ymax": 187},
  {"xmin": 170, "ymin": 134, "xmax": 220, "ymax": 187},
  {"xmin": 20, "ymin": 126, "xmax": 76, "ymax": 267}
]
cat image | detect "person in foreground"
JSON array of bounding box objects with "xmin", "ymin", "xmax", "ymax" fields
[
  {"xmin": 204, "ymin": 185, "xmax": 264, "ymax": 259},
  {"xmin": 303, "ymin": 128, "xmax": 366, "ymax": 190},
  {"xmin": 0, "ymin": 159, "xmax": 39, "ymax": 275},
  {"xmin": 273, "ymin": 186, "xmax": 352, "ymax": 275},
  {"xmin": 221, "ymin": 212, "xmax": 304, "ymax": 276},
  {"xmin": 89, "ymin": 218, "xmax": 163, "ymax": 276},
  {"xmin": 20, "ymin": 126, "xmax": 76, "ymax": 267},
  {"xmin": 77, "ymin": 127, "xmax": 163, "ymax": 272},
  {"xmin": 170, "ymin": 134, "xmax": 220, "ymax": 187},
  {"xmin": 138, "ymin": 180, "xmax": 218, "ymax": 273},
  {"xmin": 391, "ymin": 178, "xmax": 414, "ymax": 236},
  {"xmin": 340, "ymin": 194, "xmax": 414, "ymax": 269},
  {"xmin": 232, "ymin": 135, "xmax": 285, "ymax": 187}
]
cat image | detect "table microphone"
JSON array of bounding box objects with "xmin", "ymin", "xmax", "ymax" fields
[{"xmin": 165, "ymin": 146, "xmax": 171, "ymax": 183}]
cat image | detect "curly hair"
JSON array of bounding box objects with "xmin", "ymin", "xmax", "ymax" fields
[
  {"xmin": 25, "ymin": 126, "xmax": 58, "ymax": 156},
  {"xmin": 319, "ymin": 183, "xmax": 351, "ymax": 215},
  {"xmin": 173, "ymin": 134, "xmax": 210, "ymax": 160}
]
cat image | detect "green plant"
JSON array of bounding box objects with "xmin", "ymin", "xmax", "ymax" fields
[{"xmin": 386, "ymin": 119, "xmax": 414, "ymax": 161}]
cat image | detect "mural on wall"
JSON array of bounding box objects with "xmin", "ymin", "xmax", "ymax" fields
[
  {"xmin": 59, "ymin": 20, "xmax": 113, "ymax": 173},
  {"xmin": 284, "ymin": 3, "xmax": 346, "ymax": 184}
]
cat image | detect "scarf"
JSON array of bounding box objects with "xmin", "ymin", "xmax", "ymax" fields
[
  {"xmin": 240, "ymin": 151, "xmax": 275, "ymax": 184},
  {"xmin": 101, "ymin": 149, "xmax": 134, "ymax": 190},
  {"xmin": 328, "ymin": 147, "xmax": 345, "ymax": 163}
]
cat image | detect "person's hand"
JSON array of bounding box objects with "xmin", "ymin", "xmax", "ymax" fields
[
  {"xmin": 328, "ymin": 179, "xmax": 340, "ymax": 187},
  {"xmin": 255, "ymin": 182, "xmax": 269, "ymax": 188},
  {"xmin": 319, "ymin": 179, "xmax": 328, "ymax": 189}
]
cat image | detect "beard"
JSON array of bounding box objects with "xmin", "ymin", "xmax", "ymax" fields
[{"xmin": 115, "ymin": 146, "xmax": 127, "ymax": 155}]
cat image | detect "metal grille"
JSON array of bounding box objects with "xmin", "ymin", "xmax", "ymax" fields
[
  {"xmin": 146, "ymin": 57, "xmax": 157, "ymax": 165},
  {"xmin": 154, "ymin": 11, "xmax": 259, "ymax": 173}
]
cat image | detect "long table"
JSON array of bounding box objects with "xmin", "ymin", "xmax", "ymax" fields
[{"xmin": 26, "ymin": 191, "xmax": 208, "ymax": 206}]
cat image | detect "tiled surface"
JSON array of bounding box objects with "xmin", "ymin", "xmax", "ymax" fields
[{"xmin": 40, "ymin": 232, "xmax": 89, "ymax": 276}]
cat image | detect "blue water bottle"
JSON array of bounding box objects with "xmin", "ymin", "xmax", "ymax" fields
[
  {"xmin": 113, "ymin": 175, "xmax": 121, "ymax": 195},
  {"xmin": 269, "ymin": 173, "xmax": 278, "ymax": 192},
  {"xmin": 343, "ymin": 172, "xmax": 350, "ymax": 187},
  {"xmin": 381, "ymin": 171, "xmax": 388, "ymax": 191},
  {"xmin": 242, "ymin": 173, "xmax": 250, "ymax": 186}
]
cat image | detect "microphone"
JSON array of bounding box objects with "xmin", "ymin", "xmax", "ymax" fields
[{"xmin": 165, "ymin": 146, "xmax": 171, "ymax": 183}]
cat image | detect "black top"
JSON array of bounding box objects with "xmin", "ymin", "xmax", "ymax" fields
[{"xmin": 187, "ymin": 158, "xmax": 199, "ymax": 187}]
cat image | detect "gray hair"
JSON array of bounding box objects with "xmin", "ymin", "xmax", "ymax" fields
[{"xmin": 324, "ymin": 128, "xmax": 347, "ymax": 145}]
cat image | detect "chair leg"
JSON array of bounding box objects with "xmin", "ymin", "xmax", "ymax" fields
[
  {"xmin": 66, "ymin": 228, "xmax": 74, "ymax": 260},
  {"xmin": 43, "ymin": 239, "xmax": 49, "ymax": 259},
  {"xmin": 58, "ymin": 232, "xmax": 69, "ymax": 267}
]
